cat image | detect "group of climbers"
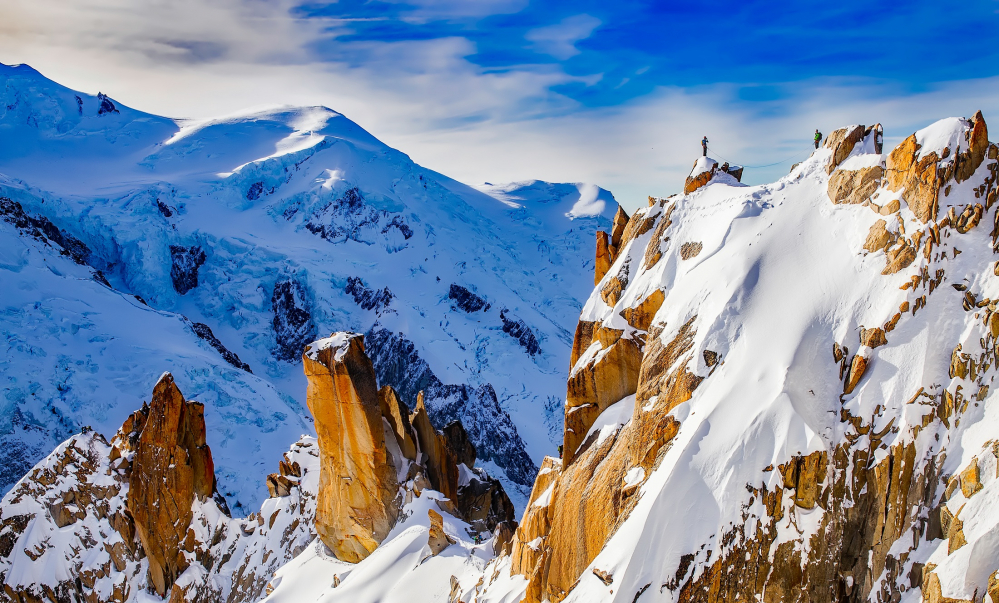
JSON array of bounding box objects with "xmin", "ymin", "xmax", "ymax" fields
[{"xmin": 812, "ymin": 124, "xmax": 883, "ymax": 152}]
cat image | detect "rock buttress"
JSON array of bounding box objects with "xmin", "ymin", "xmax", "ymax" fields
[
  {"xmin": 303, "ymin": 333, "xmax": 400, "ymax": 563},
  {"xmin": 126, "ymin": 373, "xmax": 216, "ymax": 597}
]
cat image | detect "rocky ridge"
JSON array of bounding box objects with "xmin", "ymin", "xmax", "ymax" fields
[
  {"xmin": 0, "ymin": 333, "xmax": 514, "ymax": 602},
  {"xmin": 447, "ymin": 112, "xmax": 999, "ymax": 603}
]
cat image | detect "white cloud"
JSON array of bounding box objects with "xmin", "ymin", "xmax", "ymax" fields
[
  {"xmin": 2, "ymin": 1, "xmax": 998, "ymax": 213},
  {"xmin": 377, "ymin": 0, "xmax": 529, "ymax": 22},
  {"xmin": 525, "ymin": 14, "xmax": 601, "ymax": 60}
]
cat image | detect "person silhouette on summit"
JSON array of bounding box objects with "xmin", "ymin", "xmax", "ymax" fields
[
  {"xmin": 814, "ymin": 129, "xmax": 822, "ymax": 150},
  {"xmin": 701, "ymin": 136, "xmax": 708, "ymax": 157}
]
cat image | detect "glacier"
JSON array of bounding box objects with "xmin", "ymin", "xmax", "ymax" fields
[{"xmin": 0, "ymin": 62, "xmax": 616, "ymax": 513}]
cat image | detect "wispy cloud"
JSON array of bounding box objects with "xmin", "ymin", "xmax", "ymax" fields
[{"xmin": 525, "ymin": 14, "xmax": 601, "ymax": 60}]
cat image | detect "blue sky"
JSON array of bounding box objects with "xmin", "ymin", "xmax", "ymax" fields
[
  {"xmin": 3, "ymin": 0, "xmax": 999, "ymax": 208},
  {"xmin": 300, "ymin": 0, "xmax": 999, "ymax": 103}
]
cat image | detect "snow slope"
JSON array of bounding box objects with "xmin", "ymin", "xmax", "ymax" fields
[{"xmin": 0, "ymin": 62, "xmax": 616, "ymax": 513}]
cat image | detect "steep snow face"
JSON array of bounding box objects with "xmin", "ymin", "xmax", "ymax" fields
[
  {"xmin": 538, "ymin": 117, "xmax": 999, "ymax": 603},
  {"xmin": 0, "ymin": 63, "xmax": 616, "ymax": 512}
]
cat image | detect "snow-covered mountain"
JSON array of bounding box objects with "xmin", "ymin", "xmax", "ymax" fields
[
  {"xmin": 9, "ymin": 60, "xmax": 999, "ymax": 603},
  {"xmin": 0, "ymin": 63, "xmax": 616, "ymax": 512}
]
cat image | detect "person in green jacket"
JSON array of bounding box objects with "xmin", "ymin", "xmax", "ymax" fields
[{"xmin": 814, "ymin": 129, "xmax": 822, "ymax": 149}]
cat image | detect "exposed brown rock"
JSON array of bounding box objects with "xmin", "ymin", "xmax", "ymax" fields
[
  {"xmin": 883, "ymin": 115, "xmax": 989, "ymax": 224},
  {"xmin": 863, "ymin": 219, "xmax": 895, "ymax": 252},
  {"xmin": 379, "ymin": 385, "xmax": 417, "ymax": 461},
  {"xmin": 510, "ymin": 456, "xmax": 562, "ymax": 576},
  {"xmin": 428, "ymin": 509, "xmax": 456, "ymax": 555},
  {"xmin": 592, "ymin": 568, "xmax": 613, "ymax": 585},
  {"xmin": 595, "ymin": 231, "xmax": 612, "ymax": 284},
  {"xmin": 409, "ymin": 392, "xmax": 515, "ymax": 534},
  {"xmin": 880, "ymin": 199, "xmax": 901, "ymax": 215},
  {"xmin": 458, "ymin": 473, "xmax": 516, "ymax": 535},
  {"xmin": 570, "ymin": 320, "xmax": 598, "ymax": 369},
  {"xmin": 610, "ymin": 206, "xmax": 629, "ymax": 255},
  {"xmin": 825, "ymin": 125, "xmax": 866, "ymax": 174},
  {"xmin": 266, "ymin": 473, "xmax": 295, "ymax": 498},
  {"xmin": 600, "ymin": 275, "xmax": 626, "ymax": 306},
  {"xmin": 679, "ymin": 241, "xmax": 702, "ymax": 260},
  {"xmin": 443, "ymin": 421, "xmax": 476, "ymax": 468},
  {"xmin": 721, "ymin": 162, "xmax": 743, "ymax": 182},
  {"xmin": 303, "ymin": 333, "xmax": 400, "ymax": 563},
  {"xmin": 620, "ymin": 289, "xmax": 665, "ymax": 332},
  {"xmin": 828, "ymin": 166, "xmax": 883, "ymax": 205},
  {"xmin": 957, "ymin": 110, "xmax": 989, "ymax": 183},
  {"xmin": 843, "ymin": 353, "xmax": 868, "ymax": 394},
  {"xmin": 617, "ymin": 210, "xmax": 657, "ymax": 253},
  {"xmin": 492, "ymin": 520, "xmax": 517, "ymax": 556},
  {"xmin": 512, "ymin": 319, "xmax": 698, "ymax": 603},
  {"xmin": 684, "ymin": 159, "xmax": 717, "ymax": 194},
  {"xmin": 127, "ymin": 373, "xmax": 216, "ymax": 597},
  {"xmin": 948, "ymin": 512, "xmax": 967, "ymax": 554},
  {"xmin": 563, "ymin": 333, "xmax": 643, "ymax": 464},
  {"xmin": 859, "ymin": 327, "xmax": 887, "ymax": 348},
  {"xmin": 670, "ymin": 438, "xmax": 935, "ymax": 603},
  {"xmin": 779, "ymin": 451, "xmax": 828, "ymax": 509},
  {"xmin": 959, "ymin": 457, "xmax": 982, "ymax": 498},
  {"xmin": 636, "ymin": 318, "xmax": 701, "ymax": 410},
  {"xmin": 643, "ymin": 202, "xmax": 675, "ymax": 270},
  {"xmin": 411, "ymin": 393, "xmax": 461, "ymax": 503},
  {"xmin": 882, "ymin": 240, "xmax": 917, "ymax": 275},
  {"xmin": 885, "ymin": 133, "xmax": 941, "ymax": 222}
]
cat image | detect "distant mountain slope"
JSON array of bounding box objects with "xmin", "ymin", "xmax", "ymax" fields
[{"xmin": 0, "ymin": 62, "xmax": 616, "ymax": 512}]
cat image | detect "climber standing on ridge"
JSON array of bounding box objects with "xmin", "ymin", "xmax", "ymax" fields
[
  {"xmin": 814, "ymin": 129, "xmax": 822, "ymax": 150},
  {"xmin": 701, "ymin": 136, "xmax": 708, "ymax": 157}
]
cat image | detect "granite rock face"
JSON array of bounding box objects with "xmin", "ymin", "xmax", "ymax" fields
[
  {"xmin": 126, "ymin": 373, "xmax": 217, "ymax": 596},
  {"xmin": 303, "ymin": 333, "xmax": 402, "ymax": 563}
]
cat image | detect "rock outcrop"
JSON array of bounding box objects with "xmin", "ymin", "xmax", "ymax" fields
[
  {"xmin": 885, "ymin": 111, "xmax": 989, "ymax": 223},
  {"xmin": 125, "ymin": 373, "xmax": 217, "ymax": 597},
  {"xmin": 428, "ymin": 508, "xmax": 456, "ymax": 555},
  {"xmin": 828, "ymin": 165, "xmax": 884, "ymax": 205},
  {"xmin": 594, "ymin": 206, "xmax": 630, "ymax": 284},
  {"xmin": 684, "ymin": 157, "xmax": 718, "ymax": 194},
  {"xmin": 683, "ymin": 157, "xmax": 744, "ymax": 194},
  {"xmin": 825, "ymin": 124, "xmax": 867, "ymax": 173},
  {"xmin": 0, "ymin": 376, "xmax": 316, "ymax": 603},
  {"xmin": 302, "ymin": 331, "xmax": 516, "ymax": 562},
  {"xmin": 303, "ymin": 332, "xmax": 402, "ymax": 563},
  {"xmin": 411, "ymin": 391, "xmax": 516, "ymax": 533},
  {"xmin": 563, "ymin": 328, "xmax": 643, "ymax": 464}
]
